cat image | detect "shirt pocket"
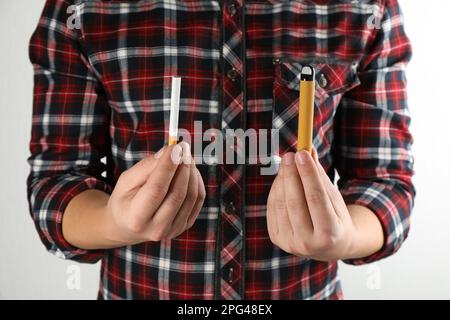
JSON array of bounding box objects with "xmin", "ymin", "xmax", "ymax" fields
[{"xmin": 272, "ymin": 58, "xmax": 360, "ymax": 156}]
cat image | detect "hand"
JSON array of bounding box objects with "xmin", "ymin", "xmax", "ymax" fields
[
  {"xmin": 107, "ymin": 142, "xmax": 206, "ymax": 244},
  {"xmin": 266, "ymin": 148, "xmax": 358, "ymax": 261}
]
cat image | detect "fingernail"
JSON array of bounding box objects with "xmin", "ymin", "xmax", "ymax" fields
[
  {"xmin": 154, "ymin": 146, "xmax": 165, "ymax": 159},
  {"xmin": 180, "ymin": 142, "xmax": 192, "ymax": 166},
  {"xmin": 171, "ymin": 144, "xmax": 183, "ymax": 164},
  {"xmin": 282, "ymin": 153, "xmax": 294, "ymax": 166},
  {"xmin": 295, "ymin": 151, "xmax": 307, "ymax": 165}
]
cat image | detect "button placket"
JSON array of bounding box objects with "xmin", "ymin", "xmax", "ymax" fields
[{"xmin": 217, "ymin": 0, "xmax": 246, "ymax": 300}]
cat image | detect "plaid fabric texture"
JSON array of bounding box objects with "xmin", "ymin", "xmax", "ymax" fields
[{"xmin": 27, "ymin": 0, "xmax": 415, "ymax": 299}]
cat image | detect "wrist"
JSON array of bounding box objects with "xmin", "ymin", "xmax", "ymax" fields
[
  {"xmin": 344, "ymin": 204, "xmax": 384, "ymax": 260},
  {"xmin": 62, "ymin": 189, "xmax": 130, "ymax": 250},
  {"xmin": 342, "ymin": 221, "xmax": 362, "ymax": 260},
  {"xmin": 103, "ymin": 199, "xmax": 133, "ymax": 247},
  {"xmin": 91, "ymin": 193, "xmax": 131, "ymax": 248}
]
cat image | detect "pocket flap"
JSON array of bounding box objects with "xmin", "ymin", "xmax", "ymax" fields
[{"xmin": 275, "ymin": 58, "xmax": 360, "ymax": 96}]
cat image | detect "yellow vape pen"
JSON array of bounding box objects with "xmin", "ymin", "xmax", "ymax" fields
[{"xmin": 297, "ymin": 65, "xmax": 315, "ymax": 153}]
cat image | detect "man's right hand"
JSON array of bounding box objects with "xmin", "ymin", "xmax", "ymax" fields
[{"xmin": 106, "ymin": 142, "xmax": 206, "ymax": 244}]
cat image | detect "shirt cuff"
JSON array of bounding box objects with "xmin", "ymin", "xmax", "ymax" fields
[
  {"xmin": 29, "ymin": 172, "xmax": 113, "ymax": 264},
  {"xmin": 338, "ymin": 180, "xmax": 413, "ymax": 265}
]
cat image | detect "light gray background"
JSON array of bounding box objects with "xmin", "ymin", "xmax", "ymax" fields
[{"xmin": 1, "ymin": 0, "xmax": 449, "ymax": 299}]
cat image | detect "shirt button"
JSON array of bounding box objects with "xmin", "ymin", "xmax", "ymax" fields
[
  {"xmin": 318, "ymin": 73, "xmax": 328, "ymax": 88},
  {"xmin": 227, "ymin": 68, "xmax": 238, "ymax": 81},
  {"xmin": 225, "ymin": 202, "xmax": 236, "ymax": 215},
  {"xmin": 228, "ymin": 267, "xmax": 234, "ymax": 283},
  {"xmin": 228, "ymin": 3, "xmax": 237, "ymax": 16}
]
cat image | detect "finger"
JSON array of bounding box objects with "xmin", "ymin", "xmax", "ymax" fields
[
  {"xmin": 117, "ymin": 148, "xmax": 163, "ymax": 191},
  {"xmin": 280, "ymin": 153, "xmax": 313, "ymax": 236},
  {"xmin": 295, "ymin": 150, "xmax": 337, "ymax": 231},
  {"xmin": 131, "ymin": 144, "xmax": 183, "ymax": 226},
  {"xmin": 310, "ymin": 148, "xmax": 339, "ymax": 213},
  {"xmin": 180, "ymin": 141, "xmax": 193, "ymax": 165},
  {"xmin": 266, "ymin": 176, "xmax": 279, "ymax": 242},
  {"xmin": 150, "ymin": 143, "xmax": 191, "ymax": 235},
  {"xmin": 275, "ymin": 158, "xmax": 294, "ymax": 243},
  {"xmin": 167, "ymin": 160, "xmax": 198, "ymax": 238},
  {"xmin": 186, "ymin": 168, "xmax": 206, "ymax": 229},
  {"xmin": 311, "ymin": 148, "xmax": 347, "ymax": 218},
  {"xmin": 311, "ymin": 148, "xmax": 334, "ymax": 190}
]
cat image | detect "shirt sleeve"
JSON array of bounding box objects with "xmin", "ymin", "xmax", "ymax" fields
[
  {"xmin": 27, "ymin": 0, "xmax": 112, "ymax": 263},
  {"xmin": 334, "ymin": 0, "xmax": 415, "ymax": 265}
]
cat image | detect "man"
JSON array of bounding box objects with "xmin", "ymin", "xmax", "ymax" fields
[{"xmin": 27, "ymin": 0, "xmax": 414, "ymax": 299}]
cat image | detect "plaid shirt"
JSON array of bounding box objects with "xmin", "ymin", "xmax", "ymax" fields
[{"xmin": 27, "ymin": 0, "xmax": 414, "ymax": 300}]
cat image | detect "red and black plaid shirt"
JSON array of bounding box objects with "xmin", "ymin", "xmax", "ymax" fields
[{"xmin": 28, "ymin": 0, "xmax": 414, "ymax": 299}]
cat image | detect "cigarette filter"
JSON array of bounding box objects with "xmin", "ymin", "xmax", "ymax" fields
[
  {"xmin": 168, "ymin": 76, "xmax": 181, "ymax": 146},
  {"xmin": 297, "ymin": 65, "xmax": 315, "ymax": 152}
]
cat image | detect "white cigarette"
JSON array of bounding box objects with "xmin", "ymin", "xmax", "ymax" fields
[{"xmin": 168, "ymin": 76, "xmax": 181, "ymax": 145}]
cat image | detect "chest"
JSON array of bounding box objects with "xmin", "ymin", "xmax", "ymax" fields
[{"xmin": 74, "ymin": 0, "xmax": 374, "ymax": 166}]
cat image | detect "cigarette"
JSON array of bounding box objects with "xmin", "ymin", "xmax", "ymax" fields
[
  {"xmin": 168, "ymin": 76, "xmax": 181, "ymax": 146},
  {"xmin": 297, "ymin": 65, "xmax": 315, "ymax": 153}
]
